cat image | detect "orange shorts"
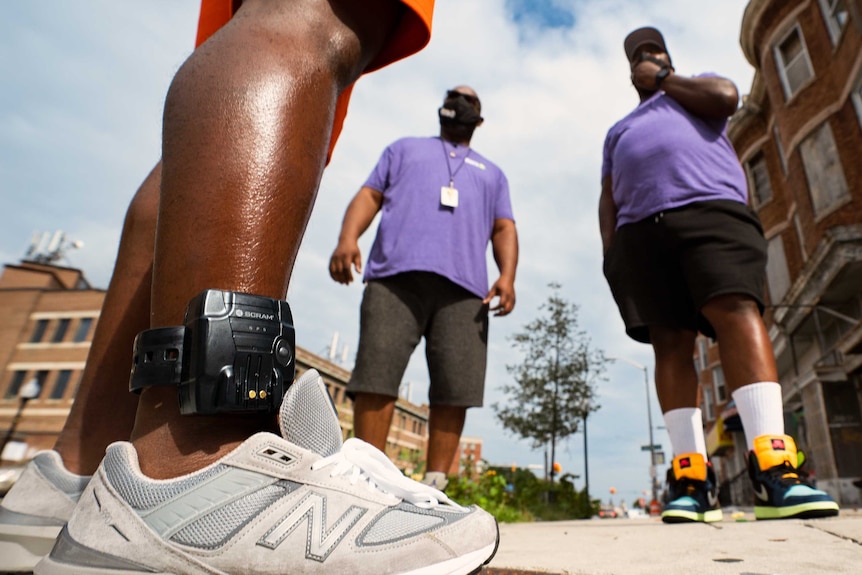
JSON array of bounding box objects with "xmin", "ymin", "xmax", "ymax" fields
[{"xmin": 194, "ymin": 0, "xmax": 434, "ymax": 162}]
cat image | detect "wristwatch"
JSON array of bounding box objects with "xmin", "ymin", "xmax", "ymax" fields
[{"xmin": 655, "ymin": 67, "xmax": 671, "ymax": 88}]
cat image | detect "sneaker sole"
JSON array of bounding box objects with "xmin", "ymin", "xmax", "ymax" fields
[
  {"xmin": 35, "ymin": 525, "xmax": 500, "ymax": 575},
  {"xmin": 661, "ymin": 509, "xmax": 723, "ymax": 523},
  {"xmin": 755, "ymin": 501, "xmax": 839, "ymax": 520},
  {"xmin": 0, "ymin": 524, "xmax": 63, "ymax": 572}
]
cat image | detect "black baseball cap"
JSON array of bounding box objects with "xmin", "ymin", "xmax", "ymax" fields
[{"xmin": 624, "ymin": 27, "xmax": 668, "ymax": 61}]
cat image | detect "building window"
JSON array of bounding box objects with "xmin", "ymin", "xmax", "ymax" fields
[
  {"xmin": 746, "ymin": 151, "xmax": 772, "ymax": 207},
  {"xmin": 712, "ymin": 366, "xmax": 727, "ymax": 403},
  {"xmin": 793, "ymin": 214, "xmax": 808, "ymax": 263},
  {"xmin": 773, "ymin": 125, "xmax": 787, "ymax": 174},
  {"xmin": 73, "ymin": 317, "xmax": 94, "ymax": 342},
  {"xmin": 819, "ymin": 0, "xmax": 849, "ymax": 45},
  {"xmin": 4, "ymin": 371, "xmax": 28, "ymax": 399},
  {"xmin": 29, "ymin": 319, "xmax": 49, "ymax": 343},
  {"xmin": 34, "ymin": 370, "xmax": 49, "ymax": 398},
  {"xmin": 774, "ymin": 25, "xmax": 814, "ymax": 100},
  {"xmin": 703, "ymin": 384, "xmax": 715, "ymax": 421},
  {"xmin": 51, "ymin": 318, "xmax": 71, "ymax": 343},
  {"xmin": 51, "ymin": 370, "xmax": 73, "ymax": 400},
  {"xmin": 766, "ymin": 234, "xmax": 792, "ymax": 304},
  {"xmin": 697, "ymin": 338, "xmax": 709, "ymax": 372},
  {"xmin": 852, "ymin": 71, "xmax": 862, "ymax": 128},
  {"xmin": 799, "ymin": 121, "xmax": 849, "ymax": 217}
]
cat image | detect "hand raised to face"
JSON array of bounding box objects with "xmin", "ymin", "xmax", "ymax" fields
[{"xmin": 630, "ymin": 48, "xmax": 672, "ymax": 92}]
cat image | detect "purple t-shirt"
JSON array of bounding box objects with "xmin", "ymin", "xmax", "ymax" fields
[
  {"xmin": 363, "ymin": 136, "xmax": 514, "ymax": 298},
  {"xmin": 601, "ymin": 77, "xmax": 748, "ymax": 228}
]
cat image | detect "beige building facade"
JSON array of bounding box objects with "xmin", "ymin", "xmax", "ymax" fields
[{"xmin": 0, "ymin": 260, "xmax": 433, "ymax": 477}]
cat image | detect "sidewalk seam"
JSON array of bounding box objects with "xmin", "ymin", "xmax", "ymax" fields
[{"xmin": 804, "ymin": 523, "xmax": 862, "ymax": 546}]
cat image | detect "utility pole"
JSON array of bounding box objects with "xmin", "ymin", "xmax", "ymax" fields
[{"xmin": 609, "ymin": 357, "xmax": 658, "ymax": 507}]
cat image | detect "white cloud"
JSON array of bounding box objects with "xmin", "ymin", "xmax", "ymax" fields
[{"xmin": 1, "ymin": 0, "xmax": 753, "ymax": 503}]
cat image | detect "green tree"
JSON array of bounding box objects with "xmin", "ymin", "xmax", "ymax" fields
[{"xmin": 493, "ymin": 283, "xmax": 605, "ymax": 483}]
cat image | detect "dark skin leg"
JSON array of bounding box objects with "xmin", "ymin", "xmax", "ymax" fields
[
  {"xmin": 52, "ymin": 163, "xmax": 160, "ymax": 476},
  {"xmin": 650, "ymin": 293, "xmax": 777, "ymax": 415},
  {"xmin": 426, "ymin": 405, "xmax": 466, "ymax": 474},
  {"xmin": 353, "ymin": 394, "xmax": 466, "ymax": 475},
  {"xmin": 649, "ymin": 325, "xmax": 699, "ymax": 413},
  {"xmin": 701, "ymin": 293, "xmax": 778, "ymax": 390},
  {"xmin": 130, "ymin": 0, "xmax": 403, "ymax": 479},
  {"xmin": 352, "ymin": 392, "xmax": 396, "ymax": 452}
]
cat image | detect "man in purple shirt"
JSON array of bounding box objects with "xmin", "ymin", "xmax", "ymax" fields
[
  {"xmin": 330, "ymin": 86, "xmax": 518, "ymax": 489},
  {"xmin": 600, "ymin": 27, "xmax": 838, "ymax": 524}
]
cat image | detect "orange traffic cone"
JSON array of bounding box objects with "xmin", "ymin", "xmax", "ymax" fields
[{"xmin": 649, "ymin": 499, "xmax": 661, "ymax": 516}]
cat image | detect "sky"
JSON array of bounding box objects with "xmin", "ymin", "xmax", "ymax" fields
[{"xmin": 0, "ymin": 0, "xmax": 755, "ymax": 505}]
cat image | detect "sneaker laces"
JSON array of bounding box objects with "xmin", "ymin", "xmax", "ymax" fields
[
  {"xmin": 763, "ymin": 462, "xmax": 807, "ymax": 487},
  {"xmin": 311, "ymin": 438, "xmax": 465, "ymax": 511},
  {"xmin": 669, "ymin": 478, "xmax": 704, "ymax": 501}
]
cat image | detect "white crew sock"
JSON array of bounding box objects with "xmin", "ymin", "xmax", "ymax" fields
[
  {"xmin": 663, "ymin": 407, "xmax": 707, "ymax": 458},
  {"xmin": 421, "ymin": 471, "xmax": 448, "ymax": 490},
  {"xmin": 732, "ymin": 381, "xmax": 784, "ymax": 451}
]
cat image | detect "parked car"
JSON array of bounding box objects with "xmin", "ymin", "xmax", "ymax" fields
[{"xmin": 597, "ymin": 506, "xmax": 619, "ymax": 519}]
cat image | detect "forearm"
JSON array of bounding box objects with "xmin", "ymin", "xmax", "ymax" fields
[
  {"xmin": 661, "ymin": 73, "xmax": 739, "ymax": 119},
  {"xmin": 338, "ymin": 187, "xmax": 382, "ymax": 242},
  {"xmin": 491, "ymin": 220, "xmax": 518, "ymax": 281},
  {"xmin": 599, "ymin": 178, "xmax": 617, "ymax": 254}
]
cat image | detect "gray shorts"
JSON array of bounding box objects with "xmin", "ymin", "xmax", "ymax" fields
[{"xmin": 347, "ymin": 272, "xmax": 488, "ymax": 407}]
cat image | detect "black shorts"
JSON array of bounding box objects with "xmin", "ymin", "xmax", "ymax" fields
[
  {"xmin": 603, "ymin": 200, "xmax": 767, "ymax": 343},
  {"xmin": 347, "ymin": 272, "xmax": 489, "ymax": 407}
]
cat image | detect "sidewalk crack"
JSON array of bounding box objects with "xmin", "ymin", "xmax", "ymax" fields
[{"xmin": 804, "ymin": 523, "xmax": 862, "ymax": 546}]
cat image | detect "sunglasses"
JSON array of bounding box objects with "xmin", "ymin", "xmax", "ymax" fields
[{"xmin": 446, "ymin": 90, "xmax": 480, "ymax": 105}]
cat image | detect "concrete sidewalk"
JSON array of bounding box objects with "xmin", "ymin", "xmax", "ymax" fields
[{"xmin": 483, "ymin": 508, "xmax": 862, "ymax": 575}]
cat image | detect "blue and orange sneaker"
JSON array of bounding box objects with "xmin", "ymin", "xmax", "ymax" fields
[
  {"xmin": 748, "ymin": 434, "xmax": 839, "ymax": 520},
  {"xmin": 661, "ymin": 453, "xmax": 722, "ymax": 523}
]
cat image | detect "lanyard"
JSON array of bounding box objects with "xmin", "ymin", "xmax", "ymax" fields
[{"xmin": 440, "ymin": 138, "xmax": 469, "ymax": 188}]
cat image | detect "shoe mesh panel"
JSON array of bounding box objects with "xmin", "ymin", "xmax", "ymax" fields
[
  {"xmin": 171, "ymin": 483, "xmax": 292, "ymax": 549},
  {"xmin": 102, "ymin": 446, "xmax": 228, "ymax": 511},
  {"xmin": 279, "ymin": 371, "xmax": 342, "ymax": 458},
  {"xmin": 360, "ymin": 509, "xmax": 444, "ymax": 545},
  {"xmin": 35, "ymin": 452, "xmax": 91, "ymax": 496}
]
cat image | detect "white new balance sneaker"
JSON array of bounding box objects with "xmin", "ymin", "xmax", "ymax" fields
[
  {"xmin": 0, "ymin": 450, "xmax": 90, "ymax": 572},
  {"xmin": 35, "ymin": 370, "xmax": 499, "ymax": 575}
]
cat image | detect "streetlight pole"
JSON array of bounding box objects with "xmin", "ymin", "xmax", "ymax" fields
[
  {"xmin": 0, "ymin": 378, "xmax": 41, "ymax": 460},
  {"xmin": 609, "ymin": 357, "xmax": 658, "ymax": 507},
  {"xmin": 582, "ymin": 409, "xmax": 590, "ymax": 510}
]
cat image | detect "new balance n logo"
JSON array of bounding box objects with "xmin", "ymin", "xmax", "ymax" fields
[{"xmin": 258, "ymin": 492, "xmax": 367, "ymax": 562}]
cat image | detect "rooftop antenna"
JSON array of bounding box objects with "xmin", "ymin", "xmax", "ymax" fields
[
  {"xmin": 328, "ymin": 332, "xmax": 339, "ymax": 361},
  {"xmin": 398, "ymin": 381, "xmax": 414, "ymax": 403},
  {"xmin": 24, "ymin": 230, "xmax": 84, "ymax": 266}
]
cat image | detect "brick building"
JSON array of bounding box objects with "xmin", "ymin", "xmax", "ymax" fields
[
  {"xmin": 0, "ymin": 259, "xmax": 433, "ymax": 477},
  {"xmin": 701, "ymin": 0, "xmax": 862, "ymax": 506},
  {"xmin": 448, "ymin": 436, "xmax": 484, "ymax": 479}
]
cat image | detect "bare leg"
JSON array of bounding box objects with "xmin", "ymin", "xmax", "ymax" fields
[
  {"xmin": 701, "ymin": 293, "xmax": 777, "ymax": 393},
  {"xmin": 52, "ymin": 163, "xmax": 160, "ymax": 475},
  {"xmin": 130, "ymin": 0, "xmax": 403, "ymax": 478},
  {"xmin": 426, "ymin": 405, "xmax": 467, "ymax": 473},
  {"xmin": 649, "ymin": 325, "xmax": 698, "ymax": 412},
  {"xmin": 352, "ymin": 392, "xmax": 397, "ymax": 451}
]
